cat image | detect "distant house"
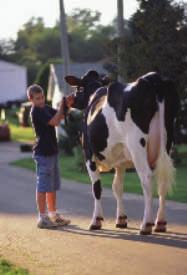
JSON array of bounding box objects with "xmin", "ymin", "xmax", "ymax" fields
[
  {"xmin": 47, "ymin": 63, "xmax": 107, "ymax": 108},
  {"xmin": 0, "ymin": 60, "xmax": 27, "ymax": 105},
  {"xmin": 184, "ymin": 3, "xmax": 187, "ymax": 17}
]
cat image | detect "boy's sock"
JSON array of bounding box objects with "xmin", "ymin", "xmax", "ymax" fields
[
  {"xmin": 38, "ymin": 213, "xmax": 47, "ymax": 221},
  {"xmin": 48, "ymin": 211, "xmax": 57, "ymax": 218}
]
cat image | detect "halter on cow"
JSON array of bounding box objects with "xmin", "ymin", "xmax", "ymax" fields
[{"xmin": 65, "ymin": 70, "xmax": 179, "ymax": 235}]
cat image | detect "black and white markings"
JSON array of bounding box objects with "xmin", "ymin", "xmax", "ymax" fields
[
  {"xmin": 140, "ymin": 137, "xmax": 146, "ymax": 147},
  {"xmin": 93, "ymin": 180, "xmax": 102, "ymax": 200}
]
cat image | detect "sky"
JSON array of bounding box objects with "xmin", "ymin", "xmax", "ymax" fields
[{"xmin": 0, "ymin": 0, "xmax": 139, "ymax": 40}]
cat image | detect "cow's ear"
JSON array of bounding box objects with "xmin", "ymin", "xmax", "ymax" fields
[
  {"xmin": 86, "ymin": 70, "xmax": 99, "ymax": 79},
  {"xmin": 64, "ymin": 76, "xmax": 82, "ymax": 86}
]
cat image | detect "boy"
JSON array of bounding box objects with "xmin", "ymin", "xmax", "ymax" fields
[{"xmin": 27, "ymin": 84, "xmax": 74, "ymax": 229}]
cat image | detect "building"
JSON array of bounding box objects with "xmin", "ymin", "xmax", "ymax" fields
[{"xmin": 0, "ymin": 60, "xmax": 27, "ymax": 105}]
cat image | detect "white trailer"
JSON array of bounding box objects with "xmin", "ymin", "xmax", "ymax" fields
[{"xmin": 0, "ymin": 60, "xmax": 27, "ymax": 104}]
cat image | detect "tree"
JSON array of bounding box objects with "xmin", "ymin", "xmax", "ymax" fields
[
  {"xmin": 67, "ymin": 8, "xmax": 115, "ymax": 62},
  {"xmin": 0, "ymin": 39, "xmax": 15, "ymax": 60},
  {"xmin": 119, "ymin": 0, "xmax": 187, "ymax": 94},
  {"xmin": 14, "ymin": 17, "xmax": 59, "ymax": 84},
  {"xmin": 67, "ymin": 8, "xmax": 101, "ymax": 38},
  {"xmin": 1, "ymin": 10, "xmax": 116, "ymax": 84}
]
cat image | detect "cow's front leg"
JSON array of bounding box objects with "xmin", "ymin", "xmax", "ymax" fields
[
  {"xmin": 112, "ymin": 166, "xmax": 127, "ymax": 228},
  {"xmin": 86, "ymin": 160, "xmax": 104, "ymax": 230},
  {"xmin": 138, "ymin": 172, "xmax": 154, "ymax": 235}
]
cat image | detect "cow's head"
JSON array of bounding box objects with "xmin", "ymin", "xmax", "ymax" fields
[{"xmin": 65, "ymin": 70, "xmax": 110, "ymax": 109}]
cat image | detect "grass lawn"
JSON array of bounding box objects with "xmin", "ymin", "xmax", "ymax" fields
[
  {"xmin": 1, "ymin": 108, "xmax": 35, "ymax": 143},
  {"xmin": 9, "ymin": 123, "xmax": 34, "ymax": 143},
  {"xmin": 0, "ymin": 258, "xmax": 28, "ymax": 275},
  {"xmin": 12, "ymin": 146, "xmax": 187, "ymax": 203}
]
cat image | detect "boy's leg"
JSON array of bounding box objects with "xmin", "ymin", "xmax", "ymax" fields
[
  {"xmin": 47, "ymin": 155, "xmax": 70, "ymax": 226},
  {"xmin": 34, "ymin": 155, "xmax": 58, "ymax": 228},
  {"xmin": 46, "ymin": 191, "xmax": 56, "ymax": 214},
  {"xmin": 36, "ymin": 191, "xmax": 58, "ymax": 229},
  {"xmin": 36, "ymin": 191, "xmax": 46, "ymax": 219},
  {"xmin": 46, "ymin": 155, "xmax": 59, "ymax": 216},
  {"xmin": 46, "ymin": 192, "xmax": 70, "ymax": 225}
]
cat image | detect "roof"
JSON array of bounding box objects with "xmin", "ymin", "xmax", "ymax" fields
[
  {"xmin": 52, "ymin": 62, "xmax": 107, "ymax": 91},
  {"xmin": 0, "ymin": 59, "xmax": 26, "ymax": 71}
]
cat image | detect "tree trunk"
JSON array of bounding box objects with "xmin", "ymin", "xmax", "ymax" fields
[{"xmin": 117, "ymin": 0, "xmax": 124, "ymax": 82}]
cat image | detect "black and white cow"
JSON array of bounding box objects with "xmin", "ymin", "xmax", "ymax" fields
[{"xmin": 65, "ymin": 70, "xmax": 179, "ymax": 235}]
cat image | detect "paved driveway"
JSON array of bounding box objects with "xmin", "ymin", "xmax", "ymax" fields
[{"xmin": 0, "ymin": 142, "xmax": 186, "ymax": 275}]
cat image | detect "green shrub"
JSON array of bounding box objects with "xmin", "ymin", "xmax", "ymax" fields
[
  {"xmin": 73, "ymin": 145, "xmax": 86, "ymax": 172},
  {"xmin": 35, "ymin": 62, "xmax": 50, "ymax": 97},
  {"xmin": 59, "ymin": 109, "xmax": 83, "ymax": 155},
  {"xmin": 0, "ymin": 258, "xmax": 28, "ymax": 275}
]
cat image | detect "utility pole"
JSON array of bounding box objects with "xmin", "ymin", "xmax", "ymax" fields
[
  {"xmin": 59, "ymin": 0, "xmax": 70, "ymax": 94},
  {"xmin": 117, "ymin": 0, "xmax": 124, "ymax": 82}
]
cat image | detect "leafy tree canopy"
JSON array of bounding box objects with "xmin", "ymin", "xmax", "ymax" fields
[{"xmin": 119, "ymin": 0, "xmax": 187, "ymax": 94}]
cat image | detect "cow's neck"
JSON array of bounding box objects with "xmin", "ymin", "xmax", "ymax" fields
[{"xmin": 84, "ymin": 81, "xmax": 103, "ymax": 107}]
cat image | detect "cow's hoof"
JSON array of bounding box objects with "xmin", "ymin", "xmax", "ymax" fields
[
  {"xmin": 89, "ymin": 217, "xmax": 104, "ymax": 231},
  {"xmin": 139, "ymin": 222, "xmax": 154, "ymax": 235},
  {"xmin": 139, "ymin": 230, "xmax": 152, "ymax": 235},
  {"xmin": 116, "ymin": 223, "xmax": 127, "ymax": 229},
  {"xmin": 116, "ymin": 215, "xmax": 128, "ymax": 229},
  {"xmin": 154, "ymin": 221, "xmax": 167, "ymax": 233},
  {"xmin": 89, "ymin": 224, "xmax": 102, "ymax": 230}
]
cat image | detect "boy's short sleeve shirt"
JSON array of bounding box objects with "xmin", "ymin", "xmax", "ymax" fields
[{"xmin": 31, "ymin": 105, "xmax": 58, "ymax": 156}]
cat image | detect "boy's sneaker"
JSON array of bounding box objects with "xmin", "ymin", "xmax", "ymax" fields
[
  {"xmin": 37, "ymin": 216, "xmax": 58, "ymax": 229},
  {"xmin": 50, "ymin": 213, "xmax": 71, "ymax": 226}
]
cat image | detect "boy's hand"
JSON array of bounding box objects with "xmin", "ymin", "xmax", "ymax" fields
[
  {"xmin": 58, "ymin": 94, "xmax": 75, "ymax": 115},
  {"xmin": 66, "ymin": 94, "xmax": 75, "ymax": 108}
]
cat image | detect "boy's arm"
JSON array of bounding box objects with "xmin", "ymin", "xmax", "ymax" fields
[
  {"xmin": 48, "ymin": 95, "xmax": 75, "ymax": 126},
  {"xmin": 48, "ymin": 101, "xmax": 64, "ymax": 126}
]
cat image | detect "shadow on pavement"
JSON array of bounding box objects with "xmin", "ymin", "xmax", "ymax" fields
[{"xmin": 59, "ymin": 224, "xmax": 187, "ymax": 249}]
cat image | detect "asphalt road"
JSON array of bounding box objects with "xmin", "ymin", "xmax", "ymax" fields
[{"xmin": 0, "ymin": 142, "xmax": 187, "ymax": 275}]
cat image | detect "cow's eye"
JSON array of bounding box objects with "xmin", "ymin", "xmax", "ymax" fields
[{"xmin": 78, "ymin": 87, "xmax": 84, "ymax": 92}]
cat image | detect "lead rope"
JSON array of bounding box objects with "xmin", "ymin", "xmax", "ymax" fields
[{"xmin": 62, "ymin": 96, "xmax": 68, "ymax": 126}]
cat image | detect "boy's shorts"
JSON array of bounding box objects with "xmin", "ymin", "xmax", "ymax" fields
[{"xmin": 34, "ymin": 154, "xmax": 61, "ymax": 192}]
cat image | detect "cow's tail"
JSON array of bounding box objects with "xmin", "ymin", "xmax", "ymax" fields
[{"xmin": 154, "ymin": 100, "xmax": 175, "ymax": 196}]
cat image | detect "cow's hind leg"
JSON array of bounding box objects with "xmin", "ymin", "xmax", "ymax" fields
[
  {"xmin": 112, "ymin": 166, "xmax": 127, "ymax": 228},
  {"xmin": 86, "ymin": 160, "xmax": 104, "ymax": 230},
  {"xmin": 154, "ymin": 195, "xmax": 167, "ymax": 232},
  {"xmin": 154, "ymin": 146, "xmax": 175, "ymax": 233},
  {"xmin": 154, "ymin": 176, "xmax": 170, "ymax": 232}
]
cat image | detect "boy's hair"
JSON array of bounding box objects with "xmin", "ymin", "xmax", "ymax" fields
[{"xmin": 27, "ymin": 84, "xmax": 44, "ymax": 99}]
